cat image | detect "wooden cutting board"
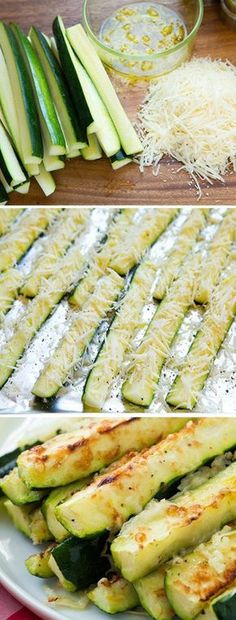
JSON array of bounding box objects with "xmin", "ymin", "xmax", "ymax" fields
[{"xmin": 3, "ymin": 0, "xmax": 236, "ymax": 205}]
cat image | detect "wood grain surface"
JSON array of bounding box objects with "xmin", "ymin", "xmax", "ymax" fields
[{"xmin": 2, "ymin": 0, "xmax": 236, "ymax": 205}]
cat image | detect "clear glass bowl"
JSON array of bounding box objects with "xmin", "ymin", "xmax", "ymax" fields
[
  {"xmin": 82, "ymin": 0, "xmax": 204, "ymax": 78},
  {"xmin": 221, "ymin": 0, "xmax": 236, "ymax": 29}
]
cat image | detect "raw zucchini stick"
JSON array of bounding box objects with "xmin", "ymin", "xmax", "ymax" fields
[
  {"xmin": 0, "ymin": 244, "xmax": 85, "ymax": 388},
  {"xmin": 21, "ymin": 209, "xmax": 88, "ymax": 297},
  {"xmin": 43, "ymin": 153, "xmax": 65, "ymax": 172},
  {"xmin": 83, "ymin": 260, "xmax": 157, "ymax": 409},
  {"xmin": 0, "ymin": 120, "xmax": 27, "ymax": 187},
  {"xmin": 70, "ymin": 209, "xmax": 135, "ymax": 308},
  {"xmin": 135, "ymin": 565, "xmax": 174, "ymax": 620},
  {"xmin": 25, "ymin": 546, "xmax": 55, "ymax": 578},
  {"xmin": 42, "ymin": 479, "xmax": 91, "ymax": 542},
  {"xmin": 195, "ymin": 209, "xmax": 236, "ymax": 304},
  {"xmin": 111, "ymin": 149, "xmax": 132, "ymax": 170},
  {"xmin": 0, "ymin": 467, "xmax": 46, "ymax": 505},
  {"xmin": 0, "ymin": 268, "xmax": 22, "ymax": 316},
  {"xmin": 34, "ymin": 162, "xmax": 56, "ymax": 196},
  {"xmin": 154, "ymin": 208, "xmax": 207, "ymax": 300},
  {"xmin": 55, "ymin": 419, "xmax": 236, "ymax": 537},
  {"xmin": 0, "ymin": 181, "xmax": 8, "ymax": 205},
  {"xmin": 67, "ymin": 24, "xmax": 143, "ymax": 156},
  {"xmin": 4, "ymin": 500, "xmax": 52, "ymax": 544},
  {"xmin": 32, "ymin": 269, "xmax": 124, "ymax": 398},
  {"xmin": 122, "ymin": 253, "xmax": 200, "ymax": 407},
  {"xmin": 0, "ymin": 208, "xmax": 61, "ymax": 272},
  {"xmin": 166, "ymin": 272, "xmax": 236, "ymax": 410},
  {"xmin": 0, "ymin": 208, "xmax": 23, "ymax": 235},
  {"xmin": 81, "ymin": 133, "xmax": 102, "ymax": 160},
  {"xmin": 111, "ymin": 461, "xmax": 236, "ymax": 582},
  {"xmin": 17, "ymin": 417, "xmax": 184, "ymax": 489},
  {"xmin": 110, "ymin": 208, "xmax": 178, "ymax": 275},
  {"xmin": 166, "ymin": 525, "xmax": 236, "ymax": 620},
  {"xmin": 88, "ymin": 576, "xmax": 139, "ymax": 614}
]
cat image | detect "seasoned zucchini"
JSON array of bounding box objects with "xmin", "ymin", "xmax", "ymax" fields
[
  {"xmin": 30, "ymin": 506, "xmax": 53, "ymax": 545},
  {"xmin": 122, "ymin": 253, "xmax": 200, "ymax": 407},
  {"xmin": 42, "ymin": 478, "xmax": 91, "ymax": 541},
  {"xmin": 111, "ymin": 461, "xmax": 236, "ymax": 582},
  {"xmin": 0, "ymin": 208, "xmax": 61, "ymax": 272},
  {"xmin": 17, "ymin": 418, "xmax": 184, "ymax": 489},
  {"xmin": 135, "ymin": 566, "xmax": 174, "ymax": 620},
  {"xmin": 25, "ymin": 546, "xmax": 55, "ymax": 578},
  {"xmin": 4, "ymin": 500, "xmax": 52, "ymax": 543},
  {"xmin": 21, "ymin": 209, "xmax": 88, "ymax": 297},
  {"xmin": 166, "ymin": 273, "xmax": 236, "ymax": 410},
  {"xmin": 0, "ymin": 244, "xmax": 85, "ymax": 388},
  {"xmin": 0, "ymin": 268, "xmax": 22, "ymax": 316},
  {"xmin": 166, "ymin": 525, "xmax": 236, "ymax": 620},
  {"xmin": 154, "ymin": 208, "xmax": 207, "ymax": 300},
  {"xmin": 49, "ymin": 534, "xmax": 110, "ymax": 592},
  {"xmin": 0, "ymin": 467, "xmax": 46, "ymax": 505},
  {"xmin": 83, "ymin": 260, "xmax": 157, "ymax": 409},
  {"xmin": 88, "ymin": 576, "xmax": 139, "ymax": 614},
  {"xmin": 32, "ymin": 269, "xmax": 124, "ymax": 398},
  {"xmin": 55, "ymin": 419, "xmax": 236, "ymax": 537},
  {"xmin": 195, "ymin": 209, "xmax": 236, "ymax": 304},
  {"xmin": 110, "ymin": 209, "xmax": 178, "ymax": 275}
]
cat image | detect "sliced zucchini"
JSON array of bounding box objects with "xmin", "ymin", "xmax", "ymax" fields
[
  {"xmin": 0, "ymin": 268, "xmax": 22, "ymax": 316},
  {"xmin": 69, "ymin": 208, "xmax": 135, "ymax": 308},
  {"xmin": 154, "ymin": 208, "xmax": 207, "ymax": 300},
  {"xmin": 25, "ymin": 546, "xmax": 55, "ymax": 578},
  {"xmin": 4, "ymin": 500, "xmax": 51, "ymax": 543},
  {"xmin": 0, "ymin": 120, "xmax": 27, "ymax": 186},
  {"xmin": 33, "ymin": 269, "xmax": 124, "ymax": 398},
  {"xmin": 17, "ymin": 418, "xmax": 183, "ymax": 489},
  {"xmin": 53, "ymin": 16, "xmax": 92, "ymax": 143},
  {"xmin": 67, "ymin": 148, "xmax": 80, "ymax": 159},
  {"xmin": 55, "ymin": 419, "xmax": 236, "ymax": 537},
  {"xmin": 166, "ymin": 272, "xmax": 236, "ymax": 410},
  {"xmin": 49, "ymin": 534, "xmax": 110, "ymax": 592},
  {"xmin": 30, "ymin": 27, "xmax": 85, "ymax": 151},
  {"xmin": 111, "ymin": 149, "xmax": 132, "ymax": 170},
  {"xmin": 166, "ymin": 525, "xmax": 236, "ymax": 620},
  {"xmin": 195, "ymin": 210, "xmax": 236, "ymax": 304},
  {"xmin": 123, "ymin": 253, "xmax": 200, "ymax": 407},
  {"xmin": 0, "ymin": 46, "xmax": 21, "ymax": 154},
  {"xmin": 111, "ymin": 461, "xmax": 236, "ymax": 582},
  {"xmin": 0, "ymin": 467, "xmax": 46, "ymax": 505},
  {"xmin": 34, "ymin": 162, "xmax": 56, "ymax": 196},
  {"xmin": 81, "ymin": 133, "xmax": 103, "ymax": 160},
  {"xmin": 0, "ymin": 208, "xmax": 61, "ymax": 272},
  {"xmin": 83, "ymin": 260, "xmax": 158, "ymax": 409},
  {"xmin": 0, "ymin": 22, "xmax": 43, "ymax": 164},
  {"xmin": 30, "ymin": 506, "xmax": 53, "ymax": 544},
  {"xmin": 88, "ymin": 576, "xmax": 139, "ymax": 614},
  {"xmin": 135, "ymin": 565, "xmax": 174, "ymax": 620},
  {"xmin": 110, "ymin": 208, "xmax": 178, "ymax": 275},
  {"xmin": 42, "ymin": 478, "xmax": 91, "ymax": 542},
  {"xmin": 67, "ymin": 24, "xmax": 142, "ymax": 156},
  {"xmin": 21, "ymin": 209, "xmax": 88, "ymax": 297},
  {"xmin": 15, "ymin": 180, "xmax": 30, "ymax": 194},
  {"xmin": 0, "ymin": 181, "xmax": 8, "ymax": 204},
  {"xmin": 43, "ymin": 153, "xmax": 65, "ymax": 172},
  {"xmin": 0, "ymin": 244, "xmax": 85, "ymax": 388}
]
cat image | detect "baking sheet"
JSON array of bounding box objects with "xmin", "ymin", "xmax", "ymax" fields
[{"xmin": 0, "ymin": 207, "xmax": 235, "ymax": 415}]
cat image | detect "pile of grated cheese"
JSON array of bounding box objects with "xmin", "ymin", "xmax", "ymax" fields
[{"xmin": 137, "ymin": 57, "xmax": 236, "ymax": 194}]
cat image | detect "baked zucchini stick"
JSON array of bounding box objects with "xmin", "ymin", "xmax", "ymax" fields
[
  {"xmin": 195, "ymin": 209, "xmax": 236, "ymax": 304},
  {"xmin": 0, "ymin": 208, "xmax": 24, "ymax": 235},
  {"xmin": 0, "ymin": 245, "xmax": 85, "ymax": 388},
  {"xmin": 55, "ymin": 418, "xmax": 236, "ymax": 537},
  {"xmin": 166, "ymin": 272, "xmax": 236, "ymax": 410},
  {"xmin": 17, "ymin": 417, "xmax": 184, "ymax": 489},
  {"xmin": 88, "ymin": 577, "xmax": 139, "ymax": 614},
  {"xmin": 154, "ymin": 208, "xmax": 207, "ymax": 300},
  {"xmin": 0, "ymin": 268, "xmax": 22, "ymax": 316},
  {"xmin": 32, "ymin": 270, "xmax": 124, "ymax": 398},
  {"xmin": 122, "ymin": 254, "xmax": 200, "ymax": 407},
  {"xmin": 110, "ymin": 208, "xmax": 178, "ymax": 275},
  {"xmin": 135, "ymin": 566, "xmax": 174, "ymax": 620},
  {"xmin": 83, "ymin": 260, "xmax": 157, "ymax": 410},
  {"xmin": 0, "ymin": 208, "xmax": 61, "ymax": 271},
  {"xmin": 111, "ymin": 461, "xmax": 236, "ymax": 582},
  {"xmin": 21, "ymin": 209, "xmax": 88, "ymax": 297}
]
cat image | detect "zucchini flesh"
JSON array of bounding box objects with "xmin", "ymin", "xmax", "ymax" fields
[
  {"xmin": 166, "ymin": 273, "xmax": 236, "ymax": 410},
  {"xmin": 35, "ymin": 162, "xmax": 56, "ymax": 196},
  {"xmin": 0, "ymin": 22, "xmax": 43, "ymax": 164},
  {"xmin": 17, "ymin": 418, "xmax": 183, "ymax": 489},
  {"xmin": 0, "ymin": 121, "xmax": 27, "ymax": 186},
  {"xmin": 88, "ymin": 576, "xmax": 139, "ymax": 614},
  {"xmin": 0, "ymin": 245, "xmax": 85, "ymax": 388},
  {"xmin": 4, "ymin": 500, "xmax": 52, "ymax": 543},
  {"xmin": 21, "ymin": 209, "xmax": 88, "ymax": 297},
  {"xmin": 195, "ymin": 210, "xmax": 236, "ymax": 304},
  {"xmin": 53, "ymin": 16, "xmax": 92, "ymax": 143},
  {"xmin": 32, "ymin": 269, "xmax": 124, "ymax": 398},
  {"xmin": 154, "ymin": 208, "xmax": 207, "ymax": 300},
  {"xmin": 67, "ymin": 24, "xmax": 142, "ymax": 156},
  {"xmin": 56, "ymin": 419, "xmax": 236, "ymax": 538},
  {"xmin": 81, "ymin": 133, "xmax": 102, "ymax": 160},
  {"xmin": 135, "ymin": 566, "xmax": 174, "ymax": 620},
  {"xmin": 0, "ymin": 268, "xmax": 22, "ymax": 316},
  {"xmin": 165, "ymin": 525, "xmax": 236, "ymax": 620},
  {"xmin": 110, "ymin": 208, "xmax": 178, "ymax": 275},
  {"xmin": 69, "ymin": 209, "xmax": 135, "ymax": 308},
  {"xmin": 43, "ymin": 153, "xmax": 65, "ymax": 172},
  {"xmin": 49, "ymin": 534, "xmax": 110, "ymax": 591},
  {"xmin": 83, "ymin": 260, "xmax": 157, "ymax": 409},
  {"xmin": 25, "ymin": 546, "xmax": 55, "ymax": 578},
  {"xmin": 30, "ymin": 28, "xmax": 85, "ymax": 151},
  {"xmin": 0, "ymin": 467, "xmax": 45, "ymax": 505},
  {"xmin": 122, "ymin": 254, "xmax": 200, "ymax": 407},
  {"xmin": 111, "ymin": 149, "xmax": 132, "ymax": 170},
  {"xmin": 42, "ymin": 478, "xmax": 91, "ymax": 542},
  {"xmin": 0, "ymin": 208, "xmax": 61, "ymax": 272},
  {"xmin": 15, "ymin": 180, "xmax": 30, "ymax": 194},
  {"xmin": 111, "ymin": 461, "xmax": 236, "ymax": 582}
]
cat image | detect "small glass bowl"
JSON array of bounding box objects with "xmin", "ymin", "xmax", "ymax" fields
[
  {"xmin": 221, "ymin": 0, "xmax": 236, "ymax": 30},
  {"xmin": 82, "ymin": 0, "xmax": 204, "ymax": 78}
]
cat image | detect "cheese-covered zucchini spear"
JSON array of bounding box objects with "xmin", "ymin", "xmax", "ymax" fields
[
  {"xmin": 4, "ymin": 500, "xmax": 52, "ymax": 544},
  {"xmin": 0, "ymin": 208, "xmax": 24, "ymax": 235},
  {"xmin": 17, "ymin": 418, "xmax": 184, "ymax": 489},
  {"xmin": 55, "ymin": 419, "xmax": 236, "ymax": 537},
  {"xmin": 111, "ymin": 461, "xmax": 236, "ymax": 582},
  {"xmin": 0, "ymin": 467, "xmax": 46, "ymax": 505},
  {"xmin": 135, "ymin": 566, "xmax": 174, "ymax": 620},
  {"xmin": 0, "ymin": 268, "xmax": 22, "ymax": 317},
  {"xmin": 88, "ymin": 576, "xmax": 139, "ymax": 614}
]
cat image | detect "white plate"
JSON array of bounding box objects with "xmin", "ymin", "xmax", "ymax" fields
[{"xmin": 0, "ymin": 417, "xmax": 147, "ymax": 620}]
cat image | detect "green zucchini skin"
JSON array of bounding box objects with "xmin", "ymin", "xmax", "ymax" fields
[
  {"xmin": 0, "ymin": 441, "xmax": 41, "ymax": 480},
  {"xmin": 50, "ymin": 534, "xmax": 110, "ymax": 590},
  {"xmin": 25, "ymin": 546, "xmax": 55, "ymax": 578},
  {"xmin": 0, "ymin": 467, "xmax": 46, "ymax": 505},
  {"xmin": 0, "ymin": 181, "xmax": 8, "ymax": 204},
  {"xmin": 213, "ymin": 589, "xmax": 236, "ymax": 620},
  {"xmin": 88, "ymin": 576, "xmax": 139, "ymax": 614}
]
